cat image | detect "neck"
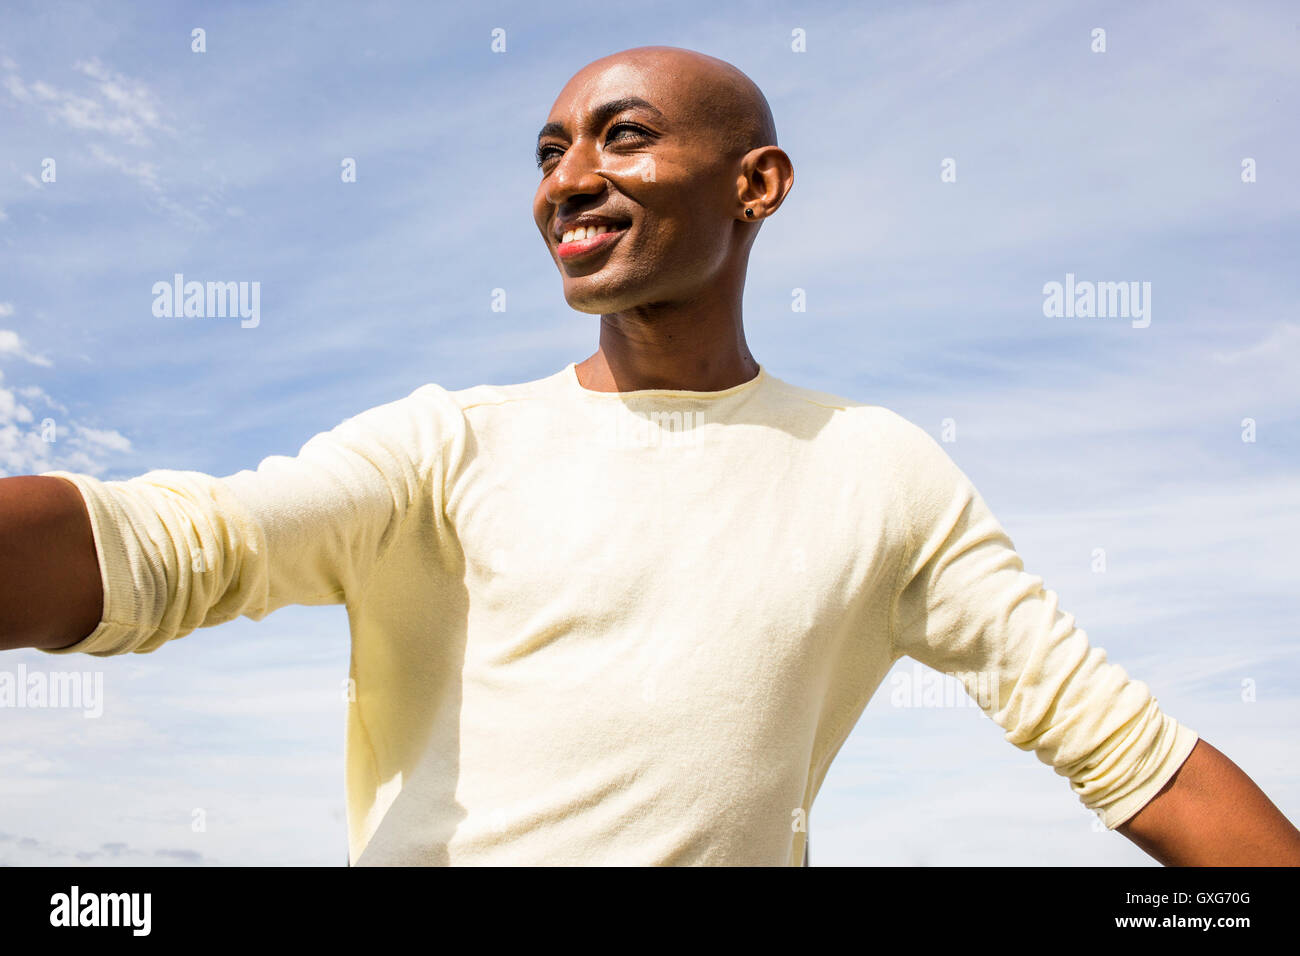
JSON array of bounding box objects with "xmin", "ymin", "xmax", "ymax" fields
[{"xmin": 574, "ymin": 277, "xmax": 759, "ymax": 393}]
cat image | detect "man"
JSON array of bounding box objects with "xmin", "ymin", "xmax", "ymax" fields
[{"xmin": 1, "ymin": 46, "xmax": 1297, "ymax": 867}]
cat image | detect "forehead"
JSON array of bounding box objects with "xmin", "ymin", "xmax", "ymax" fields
[{"xmin": 545, "ymin": 58, "xmax": 692, "ymax": 124}]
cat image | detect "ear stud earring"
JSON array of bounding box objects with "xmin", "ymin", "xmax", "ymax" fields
[{"xmin": 745, "ymin": 208, "xmax": 755, "ymax": 218}]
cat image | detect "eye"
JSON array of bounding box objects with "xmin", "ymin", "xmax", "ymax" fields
[
  {"xmin": 606, "ymin": 122, "xmax": 649, "ymax": 143},
  {"xmin": 536, "ymin": 144, "xmax": 563, "ymax": 169}
]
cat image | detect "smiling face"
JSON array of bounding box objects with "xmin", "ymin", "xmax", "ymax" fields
[{"xmin": 532, "ymin": 48, "xmax": 779, "ymax": 314}]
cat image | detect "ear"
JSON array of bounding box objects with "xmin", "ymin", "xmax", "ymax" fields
[{"xmin": 735, "ymin": 146, "xmax": 794, "ymax": 221}]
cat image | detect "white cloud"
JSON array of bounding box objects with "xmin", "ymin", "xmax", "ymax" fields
[
  {"xmin": 15, "ymin": 384, "xmax": 67, "ymax": 413},
  {"xmin": 1, "ymin": 57, "xmax": 169, "ymax": 147},
  {"xmin": 1213, "ymin": 321, "xmax": 1300, "ymax": 365},
  {"xmin": 0, "ymin": 329, "xmax": 52, "ymax": 367},
  {"xmin": 75, "ymin": 58, "xmax": 166, "ymax": 135},
  {"xmin": 73, "ymin": 424, "xmax": 133, "ymax": 454},
  {"xmin": 0, "ymin": 364, "xmax": 130, "ymax": 478},
  {"xmin": 88, "ymin": 143, "xmax": 160, "ymax": 192},
  {"xmin": 2, "ymin": 73, "xmax": 29, "ymax": 104}
]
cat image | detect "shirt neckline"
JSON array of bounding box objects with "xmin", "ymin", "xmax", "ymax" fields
[{"xmin": 564, "ymin": 362, "xmax": 766, "ymax": 399}]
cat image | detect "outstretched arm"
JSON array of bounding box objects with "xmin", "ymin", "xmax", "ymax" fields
[
  {"xmin": 0, "ymin": 476, "xmax": 102, "ymax": 651},
  {"xmin": 1118, "ymin": 738, "xmax": 1300, "ymax": 865},
  {"xmin": 4, "ymin": 382, "xmax": 463, "ymax": 658}
]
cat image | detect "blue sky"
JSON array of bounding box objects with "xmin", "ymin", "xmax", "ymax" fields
[{"xmin": 1, "ymin": 0, "xmax": 1297, "ymax": 865}]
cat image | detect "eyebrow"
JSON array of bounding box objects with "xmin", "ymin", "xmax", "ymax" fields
[{"xmin": 536, "ymin": 96, "xmax": 664, "ymax": 143}]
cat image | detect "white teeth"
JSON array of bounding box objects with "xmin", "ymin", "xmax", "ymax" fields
[{"xmin": 560, "ymin": 224, "xmax": 619, "ymax": 243}]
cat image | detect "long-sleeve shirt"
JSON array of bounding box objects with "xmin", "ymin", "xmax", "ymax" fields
[{"xmin": 40, "ymin": 362, "xmax": 1199, "ymax": 865}]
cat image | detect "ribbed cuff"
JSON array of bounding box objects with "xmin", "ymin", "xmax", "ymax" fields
[
  {"xmin": 35, "ymin": 471, "xmax": 143, "ymax": 657},
  {"xmin": 1096, "ymin": 716, "xmax": 1200, "ymax": 830}
]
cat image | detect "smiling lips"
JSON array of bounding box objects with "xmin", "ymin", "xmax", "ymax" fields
[{"xmin": 556, "ymin": 222, "xmax": 628, "ymax": 260}]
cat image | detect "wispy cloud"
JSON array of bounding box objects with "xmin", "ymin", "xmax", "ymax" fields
[
  {"xmin": 2, "ymin": 56, "xmax": 170, "ymax": 146},
  {"xmin": 72, "ymin": 424, "xmax": 132, "ymax": 454},
  {"xmin": 0, "ymin": 328, "xmax": 51, "ymax": 366},
  {"xmin": 87, "ymin": 143, "xmax": 160, "ymax": 192},
  {"xmin": 0, "ymin": 54, "xmax": 203, "ymax": 225},
  {"xmin": 0, "ymin": 828, "xmax": 211, "ymax": 866}
]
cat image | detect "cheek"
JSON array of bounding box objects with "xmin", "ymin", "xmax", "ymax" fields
[
  {"xmin": 636, "ymin": 191, "xmax": 729, "ymax": 260},
  {"xmin": 634, "ymin": 166, "xmax": 732, "ymax": 226},
  {"xmin": 613, "ymin": 152, "xmax": 660, "ymax": 185}
]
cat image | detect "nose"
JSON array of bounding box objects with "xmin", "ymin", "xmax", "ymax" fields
[{"xmin": 541, "ymin": 137, "xmax": 609, "ymax": 211}]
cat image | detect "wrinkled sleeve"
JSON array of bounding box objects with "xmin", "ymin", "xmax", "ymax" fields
[
  {"xmin": 886, "ymin": 417, "xmax": 1198, "ymax": 829},
  {"xmin": 37, "ymin": 383, "xmax": 461, "ymax": 657}
]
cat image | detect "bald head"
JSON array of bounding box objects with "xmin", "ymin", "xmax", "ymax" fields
[{"xmin": 576, "ymin": 47, "xmax": 778, "ymax": 157}]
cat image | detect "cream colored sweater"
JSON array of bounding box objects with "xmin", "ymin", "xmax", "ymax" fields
[{"xmin": 42, "ymin": 363, "xmax": 1198, "ymax": 865}]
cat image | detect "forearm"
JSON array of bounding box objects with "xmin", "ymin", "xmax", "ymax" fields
[
  {"xmin": 1118, "ymin": 738, "xmax": 1300, "ymax": 865},
  {"xmin": 0, "ymin": 475, "xmax": 102, "ymax": 651}
]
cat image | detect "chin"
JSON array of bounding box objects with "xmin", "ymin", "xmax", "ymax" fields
[{"xmin": 562, "ymin": 277, "xmax": 647, "ymax": 314}]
